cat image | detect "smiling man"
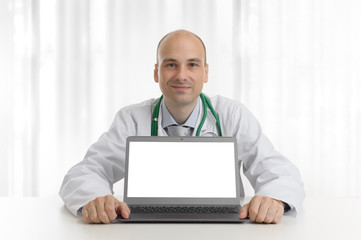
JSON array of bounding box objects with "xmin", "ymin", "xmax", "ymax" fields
[
  {"xmin": 60, "ymin": 30, "xmax": 305, "ymax": 224},
  {"xmin": 155, "ymin": 31, "xmax": 208, "ymax": 125}
]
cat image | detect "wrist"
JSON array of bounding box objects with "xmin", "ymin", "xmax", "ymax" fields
[{"xmin": 274, "ymin": 199, "xmax": 290, "ymax": 212}]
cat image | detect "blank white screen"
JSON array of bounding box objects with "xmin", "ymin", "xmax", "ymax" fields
[{"xmin": 127, "ymin": 141, "xmax": 236, "ymax": 198}]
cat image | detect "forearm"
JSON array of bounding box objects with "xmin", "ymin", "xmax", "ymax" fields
[
  {"xmin": 59, "ymin": 166, "xmax": 114, "ymax": 216},
  {"xmin": 243, "ymin": 138, "xmax": 305, "ymax": 212}
]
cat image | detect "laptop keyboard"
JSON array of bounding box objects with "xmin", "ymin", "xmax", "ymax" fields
[{"xmin": 129, "ymin": 206, "xmax": 240, "ymax": 215}]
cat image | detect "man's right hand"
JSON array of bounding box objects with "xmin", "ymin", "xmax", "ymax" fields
[{"xmin": 81, "ymin": 195, "xmax": 130, "ymax": 224}]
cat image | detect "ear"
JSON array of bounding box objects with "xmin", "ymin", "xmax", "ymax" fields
[
  {"xmin": 154, "ymin": 64, "xmax": 159, "ymax": 83},
  {"xmin": 204, "ymin": 64, "xmax": 209, "ymax": 83}
]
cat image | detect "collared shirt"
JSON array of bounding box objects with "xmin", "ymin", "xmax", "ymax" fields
[{"xmin": 161, "ymin": 97, "xmax": 200, "ymax": 130}]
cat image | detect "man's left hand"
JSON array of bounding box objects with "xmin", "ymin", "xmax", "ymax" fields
[{"xmin": 239, "ymin": 195, "xmax": 285, "ymax": 224}]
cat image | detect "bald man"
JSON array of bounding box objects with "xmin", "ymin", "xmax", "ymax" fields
[{"xmin": 60, "ymin": 30, "xmax": 305, "ymax": 224}]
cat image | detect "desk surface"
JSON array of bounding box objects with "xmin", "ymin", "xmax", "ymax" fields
[{"xmin": 1, "ymin": 196, "xmax": 360, "ymax": 240}]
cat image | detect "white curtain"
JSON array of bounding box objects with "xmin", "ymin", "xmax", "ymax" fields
[
  {"xmin": 239, "ymin": 0, "xmax": 361, "ymax": 197},
  {"xmin": 1, "ymin": 0, "xmax": 360, "ymax": 198}
]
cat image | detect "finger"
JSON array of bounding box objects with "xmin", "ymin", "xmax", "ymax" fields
[
  {"xmin": 255, "ymin": 197, "xmax": 273, "ymax": 223},
  {"xmin": 248, "ymin": 196, "xmax": 262, "ymax": 222},
  {"xmin": 272, "ymin": 203, "xmax": 285, "ymax": 224},
  {"xmin": 104, "ymin": 195, "xmax": 118, "ymax": 221},
  {"xmin": 87, "ymin": 201, "xmax": 101, "ymax": 224},
  {"xmin": 94, "ymin": 197, "xmax": 111, "ymax": 224},
  {"xmin": 82, "ymin": 206, "xmax": 92, "ymax": 224},
  {"xmin": 116, "ymin": 202, "xmax": 131, "ymax": 219},
  {"xmin": 239, "ymin": 203, "xmax": 249, "ymax": 219},
  {"xmin": 264, "ymin": 203, "xmax": 277, "ymax": 224}
]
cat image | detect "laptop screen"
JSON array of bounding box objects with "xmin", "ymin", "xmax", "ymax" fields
[{"xmin": 126, "ymin": 138, "xmax": 237, "ymax": 199}]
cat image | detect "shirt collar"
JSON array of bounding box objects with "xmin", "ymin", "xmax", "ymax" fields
[{"xmin": 161, "ymin": 97, "xmax": 200, "ymax": 129}]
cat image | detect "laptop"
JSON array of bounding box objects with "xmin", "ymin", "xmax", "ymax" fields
[{"xmin": 116, "ymin": 136, "xmax": 244, "ymax": 223}]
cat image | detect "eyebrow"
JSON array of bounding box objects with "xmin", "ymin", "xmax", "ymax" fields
[
  {"xmin": 188, "ymin": 58, "xmax": 202, "ymax": 63},
  {"xmin": 162, "ymin": 58, "xmax": 177, "ymax": 63},
  {"xmin": 162, "ymin": 58, "xmax": 203, "ymax": 63}
]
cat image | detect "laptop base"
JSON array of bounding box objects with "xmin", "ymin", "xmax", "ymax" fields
[{"xmin": 116, "ymin": 213, "xmax": 245, "ymax": 223}]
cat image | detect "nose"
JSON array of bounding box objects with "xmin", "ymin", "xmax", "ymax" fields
[{"xmin": 175, "ymin": 65, "xmax": 188, "ymax": 81}]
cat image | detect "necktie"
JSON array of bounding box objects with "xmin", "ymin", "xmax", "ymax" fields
[{"xmin": 166, "ymin": 125, "xmax": 191, "ymax": 136}]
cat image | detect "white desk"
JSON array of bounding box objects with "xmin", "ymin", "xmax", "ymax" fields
[{"xmin": 1, "ymin": 197, "xmax": 360, "ymax": 240}]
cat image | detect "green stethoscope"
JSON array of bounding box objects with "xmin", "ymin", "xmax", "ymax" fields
[{"xmin": 151, "ymin": 93, "xmax": 222, "ymax": 136}]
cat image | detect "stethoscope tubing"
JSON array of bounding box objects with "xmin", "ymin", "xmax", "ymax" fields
[{"xmin": 151, "ymin": 93, "xmax": 222, "ymax": 137}]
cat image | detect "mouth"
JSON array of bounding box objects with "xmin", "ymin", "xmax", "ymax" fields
[{"xmin": 171, "ymin": 85, "xmax": 191, "ymax": 91}]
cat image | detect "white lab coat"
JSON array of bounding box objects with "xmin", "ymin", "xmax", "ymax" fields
[{"xmin": 59, "ymin": 95, "xmax": 305, "ymax": 216}]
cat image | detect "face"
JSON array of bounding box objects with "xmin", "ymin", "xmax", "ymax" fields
[{"xmin": 154, "ymin": 32, "xmax": 208, "ymax": 108}]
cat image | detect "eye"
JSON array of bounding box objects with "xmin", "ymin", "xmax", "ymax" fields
[
  {"xmin": 189, "ymin": 63, "xmax": 199, "ymax": 67},
  {"xmin": 167, "ymin": 63, "xmax": 176, "ymax": 68}
]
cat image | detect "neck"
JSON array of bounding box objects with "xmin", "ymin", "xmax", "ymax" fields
[{"xmin": 164, "ymin": 99, "xmax": 198, "ymax": 125}]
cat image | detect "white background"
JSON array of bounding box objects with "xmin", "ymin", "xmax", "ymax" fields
[{"xmin": 0, "ymin": 0, "xmax": 360, "ymax": 199}]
